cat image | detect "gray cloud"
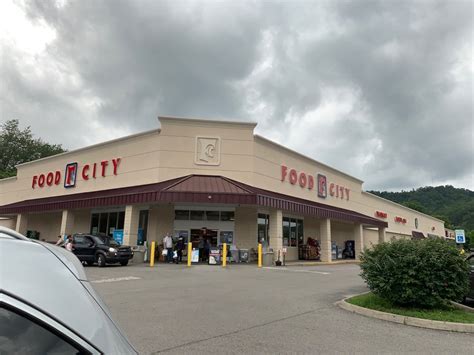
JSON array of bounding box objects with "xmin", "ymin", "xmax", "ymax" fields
[{"xmin": 1, "ymin": 0, "xmax": 472, "ymax": 190}]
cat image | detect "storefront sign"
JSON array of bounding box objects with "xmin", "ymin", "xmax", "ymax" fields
[
  {"xmin": 280, "ymin": 165, "xmax": 350, "ymax": 200},
  {"xmin": 375, "ymin": 211, "xmax": 387, "ymax": 218},
  {"xmin": 32, "ymin": 157, "xmax": 121, "ymax": 189},
  {"xmin": 394, "ymin": 216, "xmax": 407, "ymax": 224}
]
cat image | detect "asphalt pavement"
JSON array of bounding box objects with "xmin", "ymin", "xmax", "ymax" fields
[{"xmin": 85, "ymin": 263, "xmax": 474, "ymax": 354}]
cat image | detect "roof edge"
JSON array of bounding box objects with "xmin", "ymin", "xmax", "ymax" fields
[
  {"xmin": 158, "ymin": 115, "xmax": 257, "ymax": 127},
  {"xmin": 254, "ymin": 134, "xmax": 364, "ymax": 184},
  {"xmin": 15, "ymin": 128, "xmax": 161, "ymax": 168}
]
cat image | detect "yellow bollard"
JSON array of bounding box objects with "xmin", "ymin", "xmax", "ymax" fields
[
  {"xmin": 258, "ymin": 243, "xmax": 262, "ymax": 268},
  {"xmin": 222, "ymin": 243, "xmax": 227, "ymax": 268},
  {"xmin": 150, "ymin": 241, "xmax": 155, "ymax": 267},
  {"xmin": 187, "ymin": 241, "xmax": 192, "ymax": 267}
]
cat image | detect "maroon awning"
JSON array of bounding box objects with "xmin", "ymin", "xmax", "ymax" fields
[{"xmin": 0, "ymin": 175, "xmax": 387, "ymax": 227}]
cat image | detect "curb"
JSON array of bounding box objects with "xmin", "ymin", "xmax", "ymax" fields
[
  {"xmin": 336, "ymin": 296, "xmax": 474, "ymax": 333},
  {"xmin": 285, "ymin": 260, "xmax": 361, "ymax": 267}
]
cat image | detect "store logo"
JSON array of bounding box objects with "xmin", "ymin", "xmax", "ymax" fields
[
  {"xmin": 317, "ymin": 174, "xmax": 327, "ymax": 198},
  {"xmin": 64, "ymin": 162, "xmax": 78, "ymax": 188},
  {"xmin": 195, "ymin": 136, "xmax": 221, "ymax": 166}
]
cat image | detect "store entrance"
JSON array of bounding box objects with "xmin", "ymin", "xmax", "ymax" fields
[{"xmin": 190, "ymin": 228, "xmax": 218, "ymax": 248}]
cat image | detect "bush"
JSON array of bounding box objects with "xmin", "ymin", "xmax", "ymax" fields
[{"xmin": 359, "ymin": 238, "xmax": 469, "ymax": 308}]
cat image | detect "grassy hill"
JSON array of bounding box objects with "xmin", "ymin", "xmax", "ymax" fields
[{"xmin": 368, "ymin": 186, "xmax": 474, "ymax": 232}]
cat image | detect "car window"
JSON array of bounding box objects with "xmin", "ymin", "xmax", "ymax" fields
[
  {"xmin": 0, "ymin": 306, "xmax": 89, "ymax": 354},
  {"xmin": 74, "ymin": 236, "xmax": 86, "ymax": 245},
  {"xmin": 84, "ymin": 236, "xmax": 95, "ymax": 246},
  {"xmin": 96, "ymin": 236, "xmax": 119, "ymax": 246}
]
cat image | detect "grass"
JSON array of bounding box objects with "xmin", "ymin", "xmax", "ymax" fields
[{"xmin": 347, "ymin": 292, "xmax": 474, "ymax": 324}]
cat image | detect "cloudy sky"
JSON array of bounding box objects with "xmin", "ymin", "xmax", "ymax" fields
[{"xmin": 1, "ymin": 0, "xmax": 472, "ymax": 191}]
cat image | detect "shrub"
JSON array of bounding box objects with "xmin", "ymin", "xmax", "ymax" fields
[{"xmin": 359, "ymin": 238, "xmax": 469, "ymax": 308}]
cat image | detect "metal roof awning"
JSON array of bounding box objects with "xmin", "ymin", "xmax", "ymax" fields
[
  {"xmin": 412, "ymin": 231, "xmax": 426, "ymax": 239},
  {"xmin": 0, "ymin": 175, "xmax": 387, "ymax": 228}
]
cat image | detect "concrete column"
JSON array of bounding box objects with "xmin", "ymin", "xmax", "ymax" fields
[
  {"xmin": 123, "ymin": 205, "xmax": 140, "ymax": 246},
  {"xmin": 147, "ymin": 204, "xmax": 174, "ymax": 243},
  {"xmin": 378, "ymin": 226, "xmax": 386, "ymax": 244},
  {"xmin": 15, "ymin": 213, "xmax": 28, "ymax": 235},
  {"xmin": 269, "ymin": 209, "xmax": 283, "ymax": 262},
  {"xmin": 354, "ymin": 223, "xmax": 364, "ymax": 260},
  {"xmin": 60, "ymin": 210, "xmax": 75, "ymax": 236},
  {"xmin": 319, "ymin": 218, "xmax": 332, "ymax": 262}
]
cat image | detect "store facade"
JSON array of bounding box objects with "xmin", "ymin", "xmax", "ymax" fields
[{"xmin": 0, "ymin": 116, "xmax": 445, "ymax": 262}]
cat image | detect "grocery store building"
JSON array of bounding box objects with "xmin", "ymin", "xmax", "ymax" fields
[{"xmin": 0, "ymin": 116, "xmax": 445, "ymax": 262}]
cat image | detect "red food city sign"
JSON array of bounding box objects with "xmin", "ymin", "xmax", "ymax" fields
[
  {"xmin": 394, "ymin": 216, "xmax": 407, "ymax": 224},
  {"xmin": 280, "ymin": 165, "xmax": 350, "ymax": 201},
  {"xmin": 32, "ymin": 158, "xmax": 121, "ymax": 189},
  {"xmin": 375, "ymin": 211, "xmax": 387, "ymax": 218}
]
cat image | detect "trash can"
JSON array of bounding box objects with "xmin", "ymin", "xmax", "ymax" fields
[
  {"xmin": 239, "ymin": 249, "xmax": 249, "ymax": 263},
  {"xmin": 131, "ymin": 246, "xmax": 145, "ymax": 264},
  {"xmin": 262, "ymin": 251, "xmax": 274, "ymax": 266}
]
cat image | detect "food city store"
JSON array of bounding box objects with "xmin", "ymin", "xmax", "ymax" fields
[{"xmin": 0, "ymin": 116, "xmax": 445, "ymax": 263}]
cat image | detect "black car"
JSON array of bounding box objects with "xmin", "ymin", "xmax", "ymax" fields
[{"xmin": 72, "ymin": 234, "xmax": 133, "ymax": 267}]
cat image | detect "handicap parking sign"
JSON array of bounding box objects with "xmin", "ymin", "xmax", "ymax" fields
[{"xmin": 455, "ymin": 229, "xmax": 465, "ymax": 244}]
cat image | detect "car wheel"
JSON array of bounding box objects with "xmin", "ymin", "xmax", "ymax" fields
[
  {"xmin": 86, "ymin": 261, "xmax": 94, "ymax": 266},
  {"xmin": 97, "ymin": 254, "xmax": 106, "ymax": 267},
  {"xmin": 120, "ymin": 260, "xmax": 129, "ymax": 266}
]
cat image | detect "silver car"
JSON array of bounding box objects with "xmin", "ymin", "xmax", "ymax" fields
[{"xmin": 0, "ymin": 226, "xmax": 137, "ymax": 354}]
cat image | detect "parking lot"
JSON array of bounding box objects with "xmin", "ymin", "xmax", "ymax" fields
[{"xmin": 86, "ymin": 263, "xmax": 473, "ymax": 354}]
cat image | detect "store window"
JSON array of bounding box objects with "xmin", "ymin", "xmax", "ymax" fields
[
  {"xmin": 175, "ymin": 210, "xmax": 190, "ymax": 220},
  {"xmin": 190, "ymin": 210, "xmax": 205, "ymax": 220},
  {"xmin": 90, "ymin": 211, "xmax": 125, "ymax": 236},
  {"xmin": 138, "ymin": 210, "xmax": 149, "ymax": 246},
  {"xmin": 206, "ymin": 211, "xmax": 220, "ymax": 221},
  {"xmin": 219, "ymin": 231, "xmax": 234, "ymax": 244},
  {"xmin": 220, "ymin": 211, "xmax": 235, "ymax": 221},
  {"xmin": 283, "ymin": 217, "xmax": 303, "ymax": 247},
  {"xmin": 257, "ymin": 214, "xmax": 270, "ymax": 245},
  {"xmin": 283, "ymin": 217, "xmax": 290, "ymax": 247}
]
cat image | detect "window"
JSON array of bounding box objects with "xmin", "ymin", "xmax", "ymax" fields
[
  {"xmin": 138, "ymin": 210, "xmax": 149, "ymax": 246},
  {"xmin": 90, "ymin": 214, "xmax": 99, "ymax": 234},
  {"xmin": 190, "ymin": 210, "xmax": 205, "ymax": 220},
  {"xmin": 0, "ymin": 306, "xmax": 87, "ymax": 354},
  {"xmin": 74, "ymin": 235, "xmax": 87, "ymax": 245},
  {"xmin": 282, "ymin": 217, "xmax": 304, "ymax": 247},
  {"xmin": 297, "ymin": 220, "xmax": 304, "ymax": 246},
  {"xmin": 117, "ymin": 211, "xmax": 125, "ymax": 229},
  {"xmin": 175, "ymin": 210, "xmax": 190, "ymax": 220},
  {"xmin": 220, "ymin": 211, "xmax": 235, "ymax": 221},
  {"xmin": 219, "ymin": 231, "xmax": 234, "ymax": 244},
  {"xmin": 108, "ymin": 212, "xmax": 118, "ymax": 236},
  {"xmin": 290, "ymin": 219, "xmax": 297, "ymax": 247},
  {"xmin": 283, "ymin": 217, "xmax": 290, "ymax": 247},
  {"xmin": 98, "ymin": 213, "xmax": 108, "ymax": 234},
  {"xmin": 257, "ymin": 214, "xmax": 270, "ymax": 245},
  {"xmin": 206, "ymin": 211, "xmax": 220, "ymax": 221}
]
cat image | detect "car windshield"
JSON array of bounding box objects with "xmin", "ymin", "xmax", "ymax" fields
[{"xmin": 96, "ymin": 236, "xmax": 120, "ymax": 246}]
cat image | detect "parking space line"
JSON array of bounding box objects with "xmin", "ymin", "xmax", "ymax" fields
[
  {"xmin": 91, "ymin": 276, "xmax": 141, "ymax": 283},
  {"xmin": 263, "ymin": 267, "xmax": 330, "ymax": 275}
]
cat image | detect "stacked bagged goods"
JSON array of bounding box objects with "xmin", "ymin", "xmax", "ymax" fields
[{"xmin": 298, "ymin": 238, "xmax": 320, "ymax": 260}]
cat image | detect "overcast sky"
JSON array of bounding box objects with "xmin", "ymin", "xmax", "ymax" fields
[{"xmin": 1, "ymin": 0, "xmax": 472, "ymax": 191}]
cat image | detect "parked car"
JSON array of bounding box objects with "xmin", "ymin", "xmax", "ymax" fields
[
  {"xmin": 72, "ymin": 233, "xmax": 133, "ymax": 267},
  {"xmin": 466, "ymin": 253, "xmax": 474, "ymax": 299},
  {"xmin": 0, "ymin": 226, "xmax": 137, "ymax": 354}
]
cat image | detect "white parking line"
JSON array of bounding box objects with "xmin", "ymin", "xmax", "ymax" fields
[
  {"xmin": 91, "ymin": 276, "xmax": 141, "ymax": 283},
  {"xmin": 263, "ymin": 267, "xmax": 330, "ymax": 275}
]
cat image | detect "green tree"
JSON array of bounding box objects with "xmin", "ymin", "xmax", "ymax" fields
[
  {"xmin": 403, "ymin": 200, "xmax": 426, "ymax": 213},
  {"xmin": 0, "ymin": 120, "xmax": 66, "ymax": 179}
]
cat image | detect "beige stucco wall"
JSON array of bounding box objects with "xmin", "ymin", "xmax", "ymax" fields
[
  {"xmin": 234, "ymin": 206, "xmax": 257, "ymax": 249},
  {"xmin": 74, "ymin": 209, "xmax": 92, "ymax": 234},
  {"xmin": 363, "ymin": 228, "xmax": 379, "ymax": 249},
  {"xmin": 0, "ymin": 116, "xmax": 445, "ymax": 244},
  {"xmin": 27, "ymin": 212, "xmax": 62, "ymax": 241},
  {"xmin": 331, "ymin": 222, "xmax": 355, "ymax": 247},
  {"xmin": 0, "ymin": 217, "xmax": 16, "ymax": 229},
  {"xmin": 147, "ymin": 204, "xmax": 174, "ymax": 244}
]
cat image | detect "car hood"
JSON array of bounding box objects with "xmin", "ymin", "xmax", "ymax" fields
[{"xmin": 0, "ymin": 239, "xmax": 137, "ymax": 354}]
